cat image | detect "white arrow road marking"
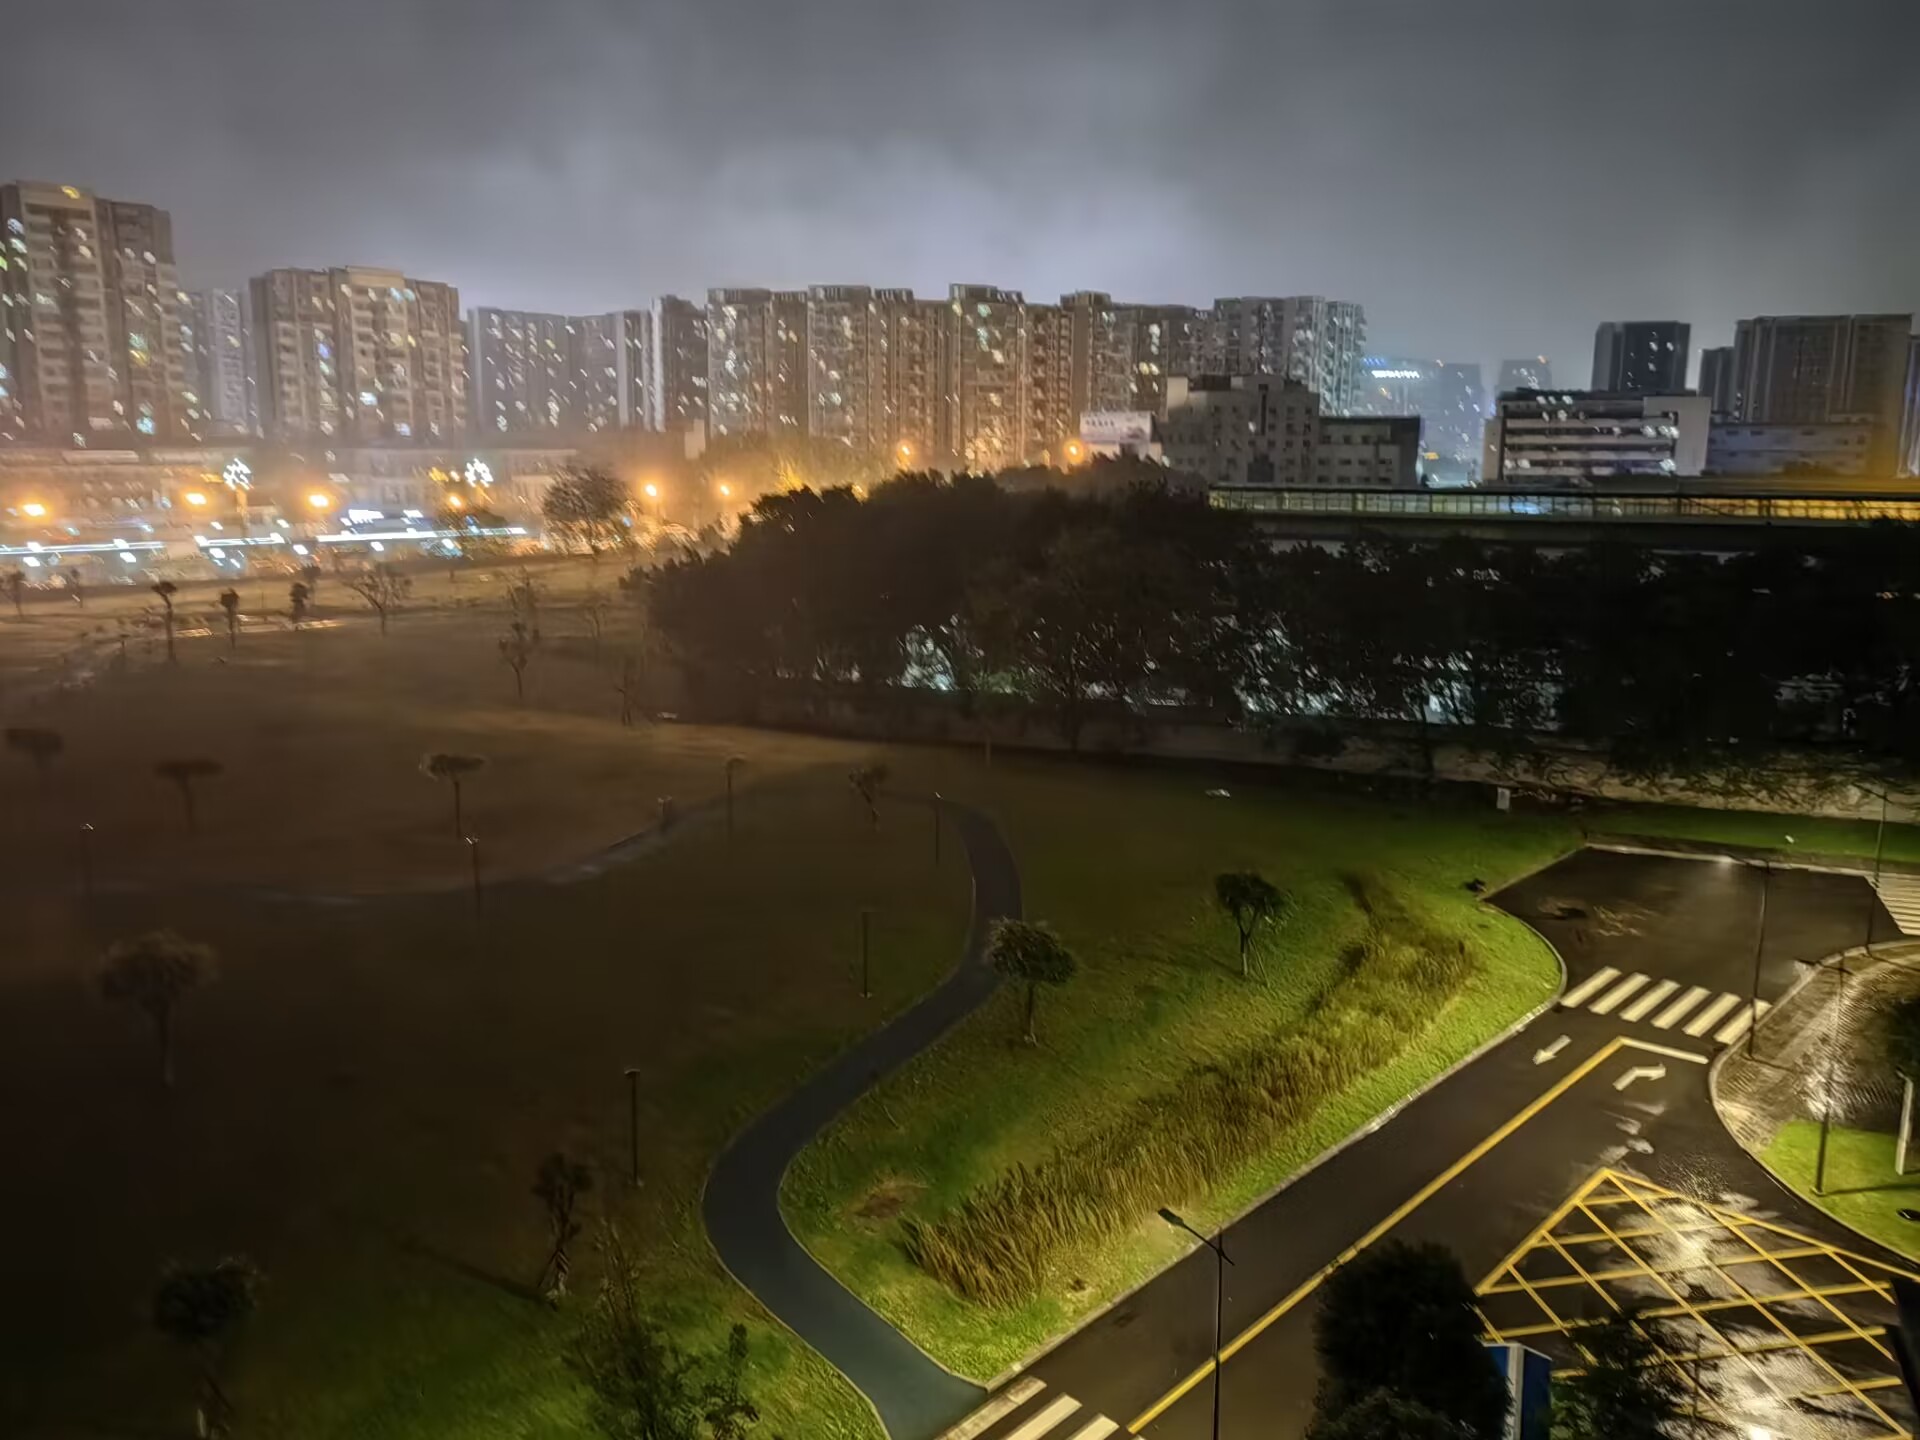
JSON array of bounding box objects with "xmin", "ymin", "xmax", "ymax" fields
[
  {"xmin": 1534, "ymin": 1035, "xmax": 1571, "ymax": 1065},
  {"xmin": 1614, "ymin": 1064, "xmax": 1668, "ymax": 1091}
]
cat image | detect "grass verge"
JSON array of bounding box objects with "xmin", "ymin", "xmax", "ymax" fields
[
  {"xmin": 1761, "ymin": 1119, "xmax": 1920, "ymax": 1262},
  {"xmin": 1596, "ymin": 802, "xmax": 1920, "ymax": 867}
]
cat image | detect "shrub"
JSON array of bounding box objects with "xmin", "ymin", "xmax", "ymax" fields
[{"xmin": 902, "ymin": 876, "xmax": 1475, "ymax": 1306}]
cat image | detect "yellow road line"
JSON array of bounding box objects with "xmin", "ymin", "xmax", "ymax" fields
[{"xmin": 1129, "ymin": 1035, "xmax": 1685, "ymax": 1432}]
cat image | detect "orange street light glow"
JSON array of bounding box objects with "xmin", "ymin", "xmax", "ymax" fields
[
  {"xmin": 718, "ymin": 482, "xmax": 732, "ymax": 498},
  {"xmin": 1063, "ymin": 439, "xmax": 1086, "ymax": 464},
  {"xmin": 896, "ymin": 439, "xmax": 915, "ymax": 464},
  {"xmin": 307, "ymin": 492, "xmax": 332, "ymax": 510},
  {"xmin": 446, "ymin": 492, "xmax": 465, "ymax": 509},
  {"xmin": 184, "ymin": 492, "xmax": 208, "ymax": 507},
  {"xmin": 643, "ymin": 482, "xmax": 659, "ymax": 499},
  {"xmin": 21, "ymin": 501, "xmax": 48, "ymax": 518}
]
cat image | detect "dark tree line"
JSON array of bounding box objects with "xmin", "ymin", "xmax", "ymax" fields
[{"xmin": 646, "ymin": 473, "xmax": 1920, "ymax": 781}]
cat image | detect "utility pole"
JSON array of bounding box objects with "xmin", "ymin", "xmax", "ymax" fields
[{"xmin": 623, "ymin": 1067, "xmax": 641, "ymax": 1187}]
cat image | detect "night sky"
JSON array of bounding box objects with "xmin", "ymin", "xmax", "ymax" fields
[{"xmin": 6, "ymin": 0, "xmax": 1917, "ymax": 380}]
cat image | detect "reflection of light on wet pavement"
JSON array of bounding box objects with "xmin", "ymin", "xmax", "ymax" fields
[{"xmin": 1476, "ymin": 1168, "xmax": 1918, "ymax": 1440}]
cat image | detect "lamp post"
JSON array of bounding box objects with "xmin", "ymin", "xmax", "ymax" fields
[
  {"xmin": 932, "ymin": 792, "xmax": 943, "ymax": 865},
  {"xmin": 1159, "ymin": 1207, "xmax": 1232, "ymax": 1440},
  {"xmin": 1745, "ymin": 858, "xmax": 1771, "ymax": 1059},
  {"xmin": 860, "ymin": 908, "xmax": 872, "ymax": 998},
  {"xmin": 466, "ymin": 834, "xmax": 482, "ymax": 916},
  {"xmin": 623, "ymin": 1067, "xmax": 642, "ymax": 1187},
  {"xmin": 78, "ymin": 821, "xmax": 95, "ymax": 901}
]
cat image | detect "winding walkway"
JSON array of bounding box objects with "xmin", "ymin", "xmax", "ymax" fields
[{"xmin": 703, "ymin": 799, "xmax": 1022, "ymax": 1440}]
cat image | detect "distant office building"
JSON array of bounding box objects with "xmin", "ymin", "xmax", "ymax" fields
[
  {"xmin": 1497, "ymin": 357, "xmax": 1554, "ymax": 394},
  {"xmin": 1705, "ymin": 422, "xmax": 1875, "ymax": 477},
  {"xmin": 252, "ymin": 266, "xmax": 464, "ymax": 441},
  {"xmin": 1161, "ymin": 374, "xmax": 1420, "ymax": 488},
  {"xmin": 870, "ymin": 288, "xmax": 944, "ymax": 463},
  {"xmin": 1201, "ymin": 296, "xmax": 1366, "ymax": 415},
  {"xmin": 1353, "ymin": 357, "xmax": 1484, "ymax": 484},
  {"xmin": 0, "ymin": 181, "xmax": 201, "ymax": 442},
  {"xmin": 1122, "ymin": 303, "xmax": 1202, "ymax": 416},
  {"xmin": 1483, "ymin": 390, "xmax": 1710, "ymax": 484},
  {"xmin": 1698, "ymin": 345, "xmax": 1737, "ymax": 415},
  {"xmin": 650, "ymin": 295, "xmax": 708, "ymax": 434},
  {"xmin": 1730, "ymin": 313, "xmax": 1914, "ymax": 472},
  {"xmin": 1903, "ymin": 336, "xmax": 1920, "ymax": 478},
  {"xmin": 1591, "ymin": 321, "xmax": 1690, "ymax": 393},
  {"xmin": 806, "ymin": 285, "xmax": 875, "ymax": 448},
  {"xmin": 183, "ymin": 288, "xmax": 255, "ymax": 436}
]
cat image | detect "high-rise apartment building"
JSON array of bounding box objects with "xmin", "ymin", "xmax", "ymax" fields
[
  {"xmin": 769, "ymin": 291, "xmax": 808, "ymax": 437},
  {"xmin": 1729, "ymin": 313, "xmax": 1914, "ymax": 472},
  {"xmin": 1591, "ymin": 321, "xmax": 1690, "ymax": 393},
  {"xmin": 706, "ymin": 288, "xmax": 775, "ymax": 439},
  {"xmin": 870, "ymin": 289, "xmax": 944, "ymax": 462},
  {"xmin": 806, "ymin": 285, "xmax": 874, "ymax": 448},
  {"xmin": 1061, "ymin": 292, "xmax": 1133, "ymax": 421},
  {"xmin": 182, "ymin": 288, "xmax": 254, "ymax": 436},
  {"xmin": 1497, "ymin": 357, "xmax": 1554, "ymax": 393},
  {"xmin": 0, "ymin": 181, "xmax": 201, "ymax": 442},
  {"xmin": 1123, "ymin": 304, "xmax": 1202, "ymax": 416},
  {"xmin": 1902, "ymin": 336, "xmax": 1920, "ymax": 479},
  {"xmin": 471, "ymin": 308, "xmax": 574, "ymax": 434},
  {"xmin": 650, "ymin": 296, "xmax": 708, "ymax": 434},
  {"xmin": 574, "ymin": 312, "xmax": 625, "ymax": 433},
  {"xmin": 1024, "ymin": 301, "xmax": 1077, "ymax": 463},
  {"xmin": 251, "ymin": 266, "xmax": 465, "ymax": 441},
  {"xmin": 1200, "ymin": 296, "xmax": 1365, "ymax": 415},
  {"xmin": 615, "ymin": 309, "xmax": 652, "ymax": 431},
  {"xmin": 945, "ymin": 285, "xmax": 1027, "ymax": 470},
  {"xmin": 1698, "ymin": 345, "xmax": 1737, "ymax": 415}
]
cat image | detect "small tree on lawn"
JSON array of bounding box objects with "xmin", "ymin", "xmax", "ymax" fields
[
  {"xmin": 1882, "ymin": 993, "xmax": 1920, "ymax": 1175},
  {"xmin": 152, "ymin": 579, "xmax": 179, "ymax": 662},
  {"xmin": 1311, "ymin": 1239, "xmax": 1508, "ymax": 1439},
  {"xmin": 543, "ymin": 465, "xmax": 631, "ymax": 560},
  {"xmin": 581, "ymin": 588, "xmax": 612, "ymax": 665},
  {"xmin": 155, "ymin": 756, "xmax": 223, "ymax": 833},
  {"xmin": 298, "ymin": 561, "xmax": 322, "ymax": 605},
  {"xmin": 569, "ymin": 1225, "xmax": 760, "ymax": 1439},
  {"xmin": 848, "ymin": 763, "xmax": 888, "ymax": 828},
  {"xmin": 500, "ymin": 617, "xmax": 541, "ymax": 701},
  {"xmin": 1550, "ymin": 1308, "xmax": 1700, "ymax": 1440},
  {"xmin": 153, "ymin": 1255, "xmax": 261, "ymax": 1439},
  {"xmin": 1215, "ymin": 871, "xmax": 1287, "ymax": 979},
  {"xmin": 98, "ymin": 929, "xmax": 215, "ymax": 1088},
  {"xmin": 534, "ymin": 1151, "xmax": 593, "ymax": 1304},
  {"xmin": 3, "ymin": 568, "xmax": 24, "ymax": 619},
  {"xmin": 346, "ymin": 563, "xmax": 411, "ymax": 636},
  {"xmin": 288, "ymin": 581, "xmax": 310, "ymax": 629},
  {"xmin": 988, "ymin": 919, "xmax": 1077, "ymax": 1045},
  {"xmin": 218, "ymin": 587, "xmax": 241, "ymax": 649},
  {"xmin": 420, "ymin": 751, "xmax": 486, "ymax": 837},
  {"xmin": 613, "ymin": 653, "xmax": 644, "ymax": 726},
  {"xmin": 5, "ymin": 724, "xmax": 64, "ymax": 790}
]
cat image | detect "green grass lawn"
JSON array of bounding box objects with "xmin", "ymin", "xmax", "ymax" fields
[
  {"xmin": 1761, "ymin": 1120, "xmax": 1920, "ymax": 1262},
  {"xmin": 0, "ymin": 770, "xmax": 966, "ymax": 1440},
  {"xmin": 1595, "ymin": 801, "xmax": 1920, "ymax": 867},
  {"xmin": 783, "ymin": 759, "xmax": 1581, "ymax": 1381}
]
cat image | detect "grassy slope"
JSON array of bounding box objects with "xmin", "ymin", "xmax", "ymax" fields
[
  {"xmin": 0, "ymin": 770, "xmax": 965, "ymax": 1440},
  {"xmin": 1597, "ymin": 802, "xmax": 1920, "ymax": 866},
  {"xmin": 785, "ymin": 759, "xmax": 1578, "ymax": 1380},
  {"xmin": 1761, "ymin": 1120, "xmax": 1920, "ymax": 1263}
]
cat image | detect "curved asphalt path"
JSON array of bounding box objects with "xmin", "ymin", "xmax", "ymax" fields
[{"xmin": 703, "ymin": 798, "xmax": 1021, "ymax": 1440}]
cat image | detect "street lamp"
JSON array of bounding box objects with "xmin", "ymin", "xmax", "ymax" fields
[
  {"xmin": 895, "ymin": 439, "xmax": 915, "ymax": 467},
  {"xmin": 1159, "ymin": 1207, "xmax": 1233, "ymax": 1440},
  {"xmin": 21, "ymin": 500, "xmax": 48, "ymax": 518},
  {"xmin": 1744, "ymin": 858, "xmax": 1772, "ymax": 1058}
]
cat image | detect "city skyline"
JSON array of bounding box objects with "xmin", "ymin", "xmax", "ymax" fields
[{"xmin": 4, "ymin": 1, "xmax": 1915, "ymax": 384}]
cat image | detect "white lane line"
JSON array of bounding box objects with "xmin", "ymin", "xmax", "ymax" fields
[
  {"xmin": 1652, "ymin": 986, "xmax": 1712, "ymax": 1030},
  {"xmin": 1589, "ymin": 973, "xmax": 1651, "ymax": 1015},
  {"xmin": 1562, "ymin": 967, "xmax": 1622, "ymax": 1008},
  {"xmin": 1065, "ymin": 1422, "xmax": 1119, "ymax": 1440},
  {"xmin": 1684, "ymin": 992, "xmax": 1743, "ymax": 1038},
  {"xmin": 1620, "ymin": 978, "xmax": 1679, "ymax": 1023},
  {"xmin": 1714, "ymin": 1000, "xmax": 1771, "ymax": 1046},
  {"xmin": 944, "ymin": 1378, "xmax": 1047, "ymax": 1440},
  {"xmin": 1005, "ymin": 1395, "xmax": 1083, "ymax": 1440}
]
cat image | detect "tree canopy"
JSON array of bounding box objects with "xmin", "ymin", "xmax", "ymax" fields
[{"xmin": 545, "ymin": 466, "xmax": 632, "ymax": 555}]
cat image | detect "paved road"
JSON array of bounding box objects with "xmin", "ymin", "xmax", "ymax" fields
[
  {"xmin": 703, "ymin": 799, "xmax": 1021, "ymax": 1440},
  {"xmin": 997, "ymin": 848, "xmax": 1906, "ymax": 1440}
]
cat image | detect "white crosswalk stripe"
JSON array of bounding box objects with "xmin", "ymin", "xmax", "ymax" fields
[
  {"xmin": 1619, "ymin": 978, "xmax": 1679, "ymax": 1023},
  {"xmin": 1652, "ymin": 985, "xmax": 1713, "ymax": 1030},
  {"xmin": 1874, "ymin": 874, "xmax": 1920, "ymax": 937},
  {"xmin": 949, "ymin": 1382, "xmax": 1123, "ymax": 1440},
  {"xmin": 1557, "ymin": 971, "xmax": 1759, "ymax": 1047},
  {"xmin": 1589, "ymin": 973, "xmax": 1651, "ymax": 1015}
]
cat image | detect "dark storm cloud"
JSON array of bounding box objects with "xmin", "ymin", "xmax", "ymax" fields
[{"xmin": 6, "ymin": 0, "xmax": 1917, "ymax": 377}]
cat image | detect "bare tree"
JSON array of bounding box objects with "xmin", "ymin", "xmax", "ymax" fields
[
  {"xmin": 153, "ymin": 1256, "xmax": 260, "ymax": 1437},
  {"xmin": 288, "ymin": 581, "xmax": 310, "ymax": 629},
  {"xmin": 4, "ymin": 725, "xmax": 64, "ymax": 791},
  {"xmin": 345, "ymin": 564, "xmax": 411, "ymax": 635},
  {"xmin": 533, "ymin": 1151, "xmax": 593, "ymax": 1304},
  {"xmin": 3, "ymin": 568, "xmax": 24, "ymax": 619},
  {"xmin": 581, "ymin": 588, "xmax": 612, "ymax": 666},
  {"xmin": 98, "ymin": 929, "xmax": 216, "ymax": 1087},
  {"xmin": 217, "ymin": 588, "xmax": 241, "ymax": 649},
  {"xmin": 420, "ymin": 752, "xmax": 487, "ymax": 836},
  {"xmin": 542, "ymin": 465, "xmax": 631, "ymax": 560},
  {"xmin": 154, "ymin": 757, "xmax": 224, "ymax": 833},
  {"xmin": 298, "ymin": 561, "xmax": 322, "ymax": 606},
  {"xmin": 613, "ymin": 653, "xmax": 644, "ymax": 726},
  {"xmin": 499, "ymin": 618, "xmax": 541, "ymax": 702},
  {"xmin": 152, "ymin": 580, "xmax": 179, "ymax": 662},
  {"xmin": 848, "ymin": 763, "xmax": 889, "ymax": 828}
]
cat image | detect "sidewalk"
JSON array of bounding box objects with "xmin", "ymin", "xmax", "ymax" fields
[
  {"xmin": 1714, "ymin": 940, "xmax": 1920, "ymax": 1157},
  {"xmin": 1592, "ymin": 830, "xmax": 1920, "ymax": 880}
]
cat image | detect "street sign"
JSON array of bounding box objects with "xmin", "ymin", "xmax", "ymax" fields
[{"xmin": 1485, "ymin": 1341, "xmax": 1552, "ymax": 1440}]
